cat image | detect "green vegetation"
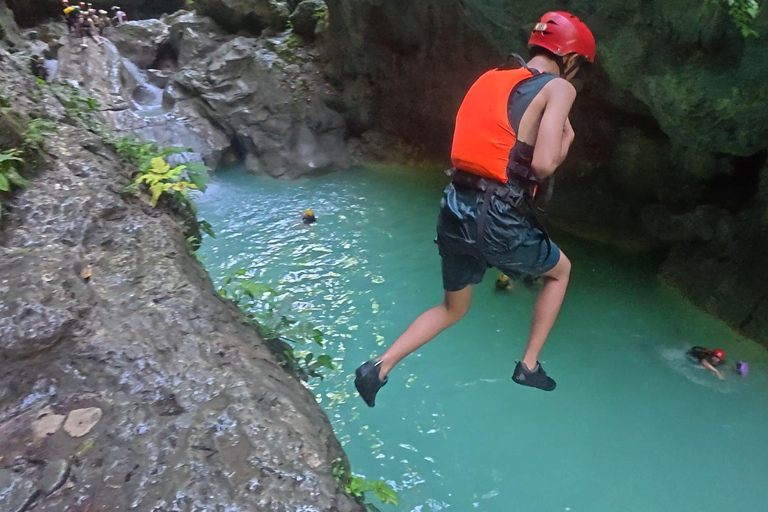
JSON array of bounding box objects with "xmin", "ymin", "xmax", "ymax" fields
[
  {"xmin": 116, "ymin": 136, "xmax": 210, "ymax": 201},
  {"xmin": 136, "ymin": 157, "xmax": 199, "ymax": 207},
  {"xmin": 313, "ymin": 4, "xmax": 329, "ymax": 21},
  {"xmin": 218, "ymin": 270, "xmax": 336, "ymax": 382},
  {"xmin": 50, "ymin": 82, "xmax": 106, "ymax": 136},
  {"xmin": 712, "ymin": 0, "xmax": 761, "ymax": 37},
  {"xmin": 0, "ymin": 87, "xmax": 9, "ymax": 108},
  {"xmin": 22, "ymin": 118, "xmax": 57, "ymax": 150},
  {"xmin": 115, "ymin": 135, "xmax": 214, "ymax": 251},
  {"xmin": 332, "ymin": 459, "xmax": 398, "ymax": 511},
  {"xmin": 0, "ymin": 149, "xmax": 27, "ymax": 219}
]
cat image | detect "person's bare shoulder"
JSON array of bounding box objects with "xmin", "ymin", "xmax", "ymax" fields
[{"xmin": 542, "ymin": 77, "xmax": 577, "ymax": 100}]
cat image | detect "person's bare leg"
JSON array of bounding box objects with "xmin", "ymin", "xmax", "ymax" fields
[
  {"xmin": 521, "ymin": 253, "xmax": 571, "ymax": 370},
  {"xmin": 377, "ymin": 286, "xmax": 473, "ymax": 379}
]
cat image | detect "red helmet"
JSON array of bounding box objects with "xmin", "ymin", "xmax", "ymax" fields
[
  {"xmin": 712, "ymin": 349, "xmax": 725, "ymax": 359},
  {"xmin": 528, "ymin": 11, "xmax": 596, "ymax": 63}
]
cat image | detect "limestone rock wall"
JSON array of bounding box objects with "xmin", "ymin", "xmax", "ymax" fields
[{"xmin": 0, "ymin": 19, "xmax": 363, "ymax": 512}]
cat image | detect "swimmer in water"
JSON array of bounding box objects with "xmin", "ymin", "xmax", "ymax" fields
[
  {"xmin": 302, "ymin": 209, "xmax": 316, "ymax": 225},
  {"xmin": 688, "ymin": 346, "xmax": 726, "ymax": 380}
]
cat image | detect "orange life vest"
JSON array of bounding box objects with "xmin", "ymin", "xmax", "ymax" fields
[{"xmin": 451, "ymin": 67, "xmax": 549, "ymax": 184}]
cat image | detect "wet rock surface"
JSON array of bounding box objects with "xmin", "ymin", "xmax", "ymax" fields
[
  {"xmin": 0, "ymin": 469, "xmax": 38, "ymax": 512},
  {"xmin": 110, "ymin": 19, "xmax": 170, "ymax": 69},
  {"xmin": 51, "ymin": 14, "xmax": 350, "ymax": 177},
  {"xmin": 0, "ymin": 24, "xmax": 363, "ymax": 512},
  {"xmin": 172, "ymin": 35, "xmax": 348, "ymax": 177}
]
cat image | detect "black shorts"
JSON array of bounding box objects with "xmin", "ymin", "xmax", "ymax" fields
[{"xmin": 436, "ymin": 183, "xmax": 561, "ymax": 292}]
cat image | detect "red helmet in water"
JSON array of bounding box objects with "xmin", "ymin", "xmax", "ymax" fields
[
  {"xmin": 712, "ymin": 348, "xmax": 725, "ymax": 359},
  {"xmin": 528, "ymin": 11, "xmax": 596, "ymax": 63}
]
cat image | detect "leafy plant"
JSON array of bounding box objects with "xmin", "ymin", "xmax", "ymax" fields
[
  {"xmin": 23, "ymin": 118, "xmax": 57, "ymax": 149},
  {"xmin": 135, "ymin": 157, "xmax": 198, "ymax": 207},
  {"xmin": 712, "ymin": 0, "xmax": 761, "ymax": 37},
  {"xmin": 0, "ymin": 149, "xmax": 27, "ymax": 217},
  {"xmin": 198, "ymin": 219, "xmax": 216, "ymax": 239},
  {"xmin": 218, "ymin": 270, "xmax": 336, "ymax": 381},
  {"xmin": 0, "ymin": 87, "xmax": 10, "ymax": 108},
  {"xmin": 115, "ymin": 136, "xmax": 187, "ymax": 171},
  {"xmin": 332, "ymin": 459, "xmax": 398, "ymax": 511},
  {"xmin": 313, "ymin": 5, "xmax": 329, "ymax": 21},
  {"xmin": 115, "ymin": 136, "xmax": 211, "ymax": 190}
]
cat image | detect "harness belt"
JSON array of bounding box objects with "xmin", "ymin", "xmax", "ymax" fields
[{"xmin": 446, "ymin": 168, "xmax": 553, "ymax": 259}]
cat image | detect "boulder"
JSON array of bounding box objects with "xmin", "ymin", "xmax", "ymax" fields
[
  {"xmin": 54, "ymin": 37, "xmax": 230, "ymax": 168},
  {"xmin": 194, "ymin": 0, "xmax": 290, "ymax": 33},
  {"xmin": 110, "ymin": 19, "xmax": 170, "ymax": 69},
  {"xmin": 166, "ymin": 11, "xmax": 231, "ymax": 66},
  {"xmin": 0, "ymin": 2, "xmax": 23, "ymax": 47},
  {"xmin": 289, "ymin": 0, "xmax": 326, "ymax": 41},
  {"xmin": 171, "ymin": 36, "xmax": 348, "ymax": 177}
]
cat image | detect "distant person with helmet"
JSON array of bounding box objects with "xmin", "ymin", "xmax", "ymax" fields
[
  {"xmin": 302, "ymin": 209, "xmax": 316, "ymax": 225},
  {"xmin": 688, "ymin": 347, "xmax": 726, "ymax": 380},
  {"xmin": 63, "ymin": 3, "xmax": 79, "ymax": 33},
  {"xmin": 97, "ymin": 10, "xmax": 111, "ymax": 36},
  {"xmin": 354, "ymin": 12, "xmax": 596, "ymax": 406},
  {"xmin": 112, "ymin": 6, "xmax": 127, "ymax": 25}
]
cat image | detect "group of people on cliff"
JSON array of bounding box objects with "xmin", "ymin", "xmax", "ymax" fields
[{"xmin": 62, "ymin": 0, "xmax": 126, "ymax": 48}]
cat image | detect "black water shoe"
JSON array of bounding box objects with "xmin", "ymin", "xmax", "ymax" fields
[
  {"xmin": 512, "ymin": 361, "xmax": 556, "ymax": 391},
  {"xmin": 355, "ymin": 360, "xmax": 387, "ymax": 407}
]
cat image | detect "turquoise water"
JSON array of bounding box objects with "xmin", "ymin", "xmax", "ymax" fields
[{"xmin": 196, "ymin": 166, "xmax": 768, "ymax": 512}]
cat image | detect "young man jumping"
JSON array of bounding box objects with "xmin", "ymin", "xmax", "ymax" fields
[{"xmin": 355, "ymin": 12, "xmax": 596, "ymax": 406}]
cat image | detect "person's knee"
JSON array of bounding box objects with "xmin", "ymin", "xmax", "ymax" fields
[
  {"xmin": 444, "ymin": 291, "xmax": 471, "ymax": 323},
  {"xmin": 560, "ymin": 253, "xmax": 572, "ymax": 278}
]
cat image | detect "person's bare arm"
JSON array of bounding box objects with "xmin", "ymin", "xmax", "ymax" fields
[
  {"xmin": 531, "ymin": 80, "xmax": 577, "ymax": 179},
  {"xmin": 701, "ymin": 360, "xmax": 725, "ymax": 380},
  {"xmin": 561, "ymin": 118, "xmax": 575, "ymax": 160}
]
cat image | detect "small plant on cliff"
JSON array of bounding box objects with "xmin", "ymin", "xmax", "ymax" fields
[
  {"xmin": 51, "ymin": 82, "xmax": 104, "ymax": 135},
  {"xmin": 22, "ymin": 118, "xmax": 57, "ymax": 150},
  {"xmin": 135, "ymin": 157, "xmax": 199, "ymax": 207},
  {"xmin": 0, "ymin": 149, "xmax": 27, "ymax": 218},
  {"xmin": 218, "ymin": 270, "xmax": 336, "ymax": 382},
  {"xmin": 0, "ymin": 87, "xmax": 10, "ymax": 108},
  {"xmin": 313, "ymin": 4, "xmax": 329, "ymax": 22},
  {"xmin": 711, "ymin": 0, "xmax": 761, "ymax": 37},
  {"xmin": 332, "ymin": 459, "xmax": 398, "ymax": 511},
  {"xmin": 115, "ymin": 137, "xmax": 211, "ymax": 192}
]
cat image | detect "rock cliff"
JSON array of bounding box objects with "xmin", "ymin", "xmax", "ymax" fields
[{"xmin": 0, "ymin": 11, "xmax": 363, "ymax": 511}]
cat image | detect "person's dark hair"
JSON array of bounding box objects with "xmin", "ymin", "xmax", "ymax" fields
[{"xmin": 529, "ymin": 45, "xmax": 591, "ymax": 80}]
